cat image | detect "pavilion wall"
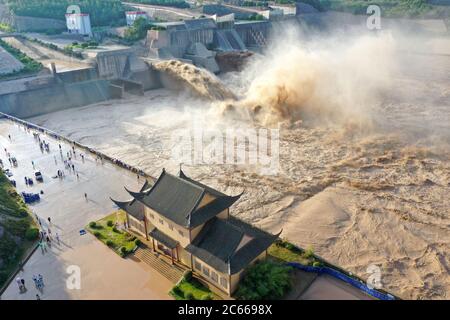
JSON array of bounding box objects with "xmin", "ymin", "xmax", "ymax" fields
[{"xmin": 144, "ymin": 207, "xmax": 190, "ymax": 247}]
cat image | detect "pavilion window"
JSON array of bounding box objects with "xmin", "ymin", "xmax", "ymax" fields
[
  {"xmin": 168, "ymin": 224, "xmax": 174, "ymax": 231},
  {"xmin": 159, "ymin": 218, "xmax": 164, "ymax": 225},
  {"xmin": 178, "ymin": 229, "xmax": 184, "ymax": 237},
  {"xmin": 194, "ymin": 258, "xmax": 202, "ymax": 271},
  {"xmin": 211, "ymin": 271, "xmax": 218, "ymax": 283},
  {"xmin": 220, "ymin": 277, "xmax": 228, "ymax": 289},
  {"xmin": 202, "ymin": 265, "xmax": 210, "ymax": 277}
]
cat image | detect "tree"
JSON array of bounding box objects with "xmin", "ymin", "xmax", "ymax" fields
[
  {"xmin": 124, "ymin": 17, "xmax": 150, "ymax": 41},
  {"xmin": 236, "ymin": 260, "xmax": 292, "ymax": 300}
]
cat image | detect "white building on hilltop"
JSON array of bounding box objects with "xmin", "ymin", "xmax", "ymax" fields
[
  {"xmin": 125, "ymin": 11, "xmax": 148, "ymax": 26},
  {"xmin": 66, "ymin": 13, "xmax": 92, "ymax": 37}
]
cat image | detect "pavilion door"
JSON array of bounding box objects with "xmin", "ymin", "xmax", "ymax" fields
[{"xmin": 157, "ymin": 242, "xmax": 172, "ymax": 257}]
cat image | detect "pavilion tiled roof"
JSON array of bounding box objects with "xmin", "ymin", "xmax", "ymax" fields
[
  {"xmin": 110, "ymin": 180, "xmax": 149, "ymax": 221},
  {"xmin": 186, "ymin": 216, "xmax": 280, "ymax": 275},
  {"xmin": 149, "ymin": 228, "xmax": 178, "ymax": 249},
  {"xmin": 124, "ymin": 169, "xmax": 241, "ymax": 229}
]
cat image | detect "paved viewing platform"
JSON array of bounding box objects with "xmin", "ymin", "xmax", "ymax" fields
[{"xmin": 0, "ymin": 119, "xmax": 173, "ymax": 299}]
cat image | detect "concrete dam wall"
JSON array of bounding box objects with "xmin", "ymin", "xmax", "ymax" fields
[{"xmin": 0, "ymin": 80, "xmax": 112, "ymax": 118}]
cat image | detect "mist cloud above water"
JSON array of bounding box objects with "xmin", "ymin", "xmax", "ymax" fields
[{"xmin": 220, "ymin": 26, "xmax": 398, "ymax": 127}]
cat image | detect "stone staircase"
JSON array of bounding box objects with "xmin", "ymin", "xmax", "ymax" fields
[{"xmin": 134, "ymin": 247, "xmax": 185, "ymax": 284}]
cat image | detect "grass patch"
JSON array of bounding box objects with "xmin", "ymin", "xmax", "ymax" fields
[
  {"xmin": 0, "ymin": 171, "xmax": 38, "ymax": 289},
  {"xmin": 0, "ymin": 173, "xmax": 30, "ymax": 218},
  {"xmin": 268, "ymin": 240, "xmax": 322, "ymax": 267},
  {"xmin": 86, "ymin": 210, "xmax": 137, "ymax": 257},
  {"xmin": 170, "ymin": 275, "xmax": 215, "ymax": 300}
]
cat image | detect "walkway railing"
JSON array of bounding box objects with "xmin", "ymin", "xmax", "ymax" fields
[
  {"xmin": 287, "ymin": 262, "xmax": 397, "ymax": 300},
  {"xmin": 0, "ymin": 112, "xmax": 156, "ymax": 181}
]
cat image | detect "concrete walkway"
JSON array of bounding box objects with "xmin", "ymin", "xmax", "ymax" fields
[{"xmin": 0, "ymin": 119, "xmax": 173, "ymax": 300}]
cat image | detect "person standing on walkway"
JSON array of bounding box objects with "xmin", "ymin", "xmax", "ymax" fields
[
  {"xmin": 41, "ymin": 240, "xmax": 47, "ymax": 253},
  {"xmin": 16, "ymin": 277, "xmax": 22, "ymax": 292},
  {"xmin": 84, "ymin": 193, "xmax": 87, "ymax": 200},
  {"xmin": 20, "ymin": 278, "xmax": 26, "ymax": 291},
  {"xmin": 47, "ymin": 217, "xmax": 51, "ymax": 225},
  {"xmin": 38, "ymin": 274, "xmax": 44, "ymax": 288},
  {"xmin": 56, "ymin": 232, "xmax": 60, "ymax": 245},
  {"xmin": 36, "ymin": 294, "xmax": 41, "ymax": 300}
]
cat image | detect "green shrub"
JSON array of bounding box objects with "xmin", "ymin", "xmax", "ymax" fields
[
  {"xmin": 183, "ymin": 270, "xmax": 192, "ymax": 281},
  {"xmin": 112, "ymin": 226, "xmax": 120, "ymax": 233},
  {"xmin": 0, "ymin": 23, "xmax": 14, "ymax": 32},
  {"xmin": 312, "ymin": 261, "xmax": 323, "ymax": 267},
  {"xmin": 0, "ymin": 233, "xmax": 17, "ymax": 263},
  {"xmin": 5, "ymin": 218, "xmax": 30, "ymax": 237},
  {"xmin": 0, "ymin": 270, "xmax": 9, "ymax": 287},
  {"xmin": 18, "ymin": 208, "xmax": 29, "ymax": 218},
  {"xmin": 0, "ymin": 39, "xmax": 42, "ymax": 76},
  {"xmin": 107, "ymin": 220, "xmax": 114, "ymax": 227},
  {"xmin": 303, "ymin": 247, "xmax": 314, "ymax": 259},
  {"xmin": 185, "ymin": 292, "xmax": 195, "ymax": 300},
  {"xmin": 200, "ymin": 294, "xmax": 212, "ymax": 300},
  {"xmin": 25, "ymin": 228, "xmax": 39, "ymax": 241},
  {"xmin": 124, "ymin": 233, "xmax": 135, "ymax": 241},
  {"xmin": 172, "ymin": 285, "xmax": 183, "ymax": 298},
  {"xmin": 236, "ymin": 260, "xmax": 292, "ymax": 300},
  {"xmin": 89, "ymin": 221, "xmax": 96, "ymax": 228},
  {"xmin": 94, "ymin": 231, "xmax": 101, "ymax": 238},
  {"xmin": 284, "ymin": 243, "xmax": 295, "ymax": 251},
  {"xmin": 120, "ymin": 246, "xmax": 128, "ymax": 255},
  {"xmin": 135, "ymin": 239, "xmax": 142, "ymax": 247},
  {"xmin": 106, "ymin": 240, "xmax": 114, "ymax": 247}
]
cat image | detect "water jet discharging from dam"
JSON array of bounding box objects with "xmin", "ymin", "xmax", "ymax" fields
[
  {"xmin": 151, "ymin": 60, "xmax": 236, "ymax": 101},
  {"xmin": 150, "ymin": 31, "xmax": 399, "ymax": 130}
]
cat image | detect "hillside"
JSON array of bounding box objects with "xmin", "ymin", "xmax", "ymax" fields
[
  {"xmin": 0, "ymin": 171, "xmax": 39, "ymax": 289},
  {"xmin": 302, "ymin": 0, "xmax": 447, "ymax": 18},
  {"xmin": 3, "ymin": 0, "xmax": 127, "ymax": 27}
]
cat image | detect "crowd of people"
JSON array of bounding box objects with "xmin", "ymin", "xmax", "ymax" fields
[
  {"xmin": 15, "ymin": 274, "xmax": 45, "ymax": 300},
  {"xmin": 3, "ymin": 113, "xmax": 150, "ymax": 179},
  {"xmin": 1, "ymin": 115, "xmax": 153, "ymax": 300}
]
